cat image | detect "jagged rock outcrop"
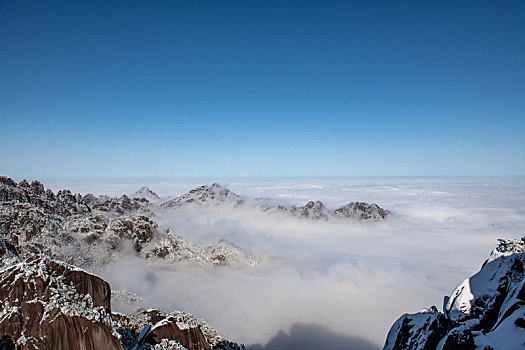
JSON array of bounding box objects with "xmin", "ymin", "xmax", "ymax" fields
[
  {"xmin": 0, "ymin": 256, "xmax": 245, "ymax": 350},
  {"xmin": 290, "ymin": 201, "xmax": 330, "ymax": 220},
  {"xmin": 0, "ymin": 176, "xmax": 90, "ymax": 217},
  {"xmin": 0, "ymin": 198, "xmax": 74, "ymax": 266},
  {"xmin": 384, "ymin": 307, "xmax": 450, "ymax": 350},
  {"xmin": 0, "ymin": 256, "xmax": 119, "ymax": 349},
  {"xmin": 384, "ymin": 238, "xmax": 525, "ymax": 350},
  {"xmin": 334, "ymin": 202, "xmax": 389, "ymax": 220},
  {"xmin": 115, "ymin": 308, "xmax": 221, "ymax": 350},
  {"xmin": 90, "ymin": 195, "xmax": 150, "ymax": 215},
  {"xmin": 108, "ymin": 215, "xmax": 157, "ymax": 251},
  {"xmin": 145, "ymin": 233, "xmax": 262, "ymax": 266}
]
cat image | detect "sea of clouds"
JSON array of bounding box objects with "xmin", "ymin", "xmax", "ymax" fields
[{"xmin": 46, "ymin": 177, "xmax": 525, "ymax": 348}]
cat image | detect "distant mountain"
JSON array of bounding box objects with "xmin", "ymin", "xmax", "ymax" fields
[
  {"xmin": 334, "ymin": 202, "xmax": 389, "ymax": 220},
  {"xmin": 132, "ymin": 186, "xmax": 160, "ymax": 202},
  {"xmin": 160, "ymin": 183, "xmax": 390, "ymax": 221},
  {"xmin": 384, "ymin": 238, "xmax": 525, "ymax": 350},
  {"xmin": 161, "ymin": 183, "xmax": 243, "ymax": 208},
  {"xmin": 289, "ymin": 200, "xmax": 331, "ymax": 220}
]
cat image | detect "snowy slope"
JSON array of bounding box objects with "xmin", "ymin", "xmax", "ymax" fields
[
  {"xmin": 132, "ymin": 187, "xmax": 161, "ymax": 203},
  {"xmin": 384, "ymin": 238, "xmax": 525, "ymax": 350}
]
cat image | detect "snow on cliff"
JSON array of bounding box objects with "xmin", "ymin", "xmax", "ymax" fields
[{"xmin": 384, "ymin": 238, "xmax": 525, "ymax": 350}]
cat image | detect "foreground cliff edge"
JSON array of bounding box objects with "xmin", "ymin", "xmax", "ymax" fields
[
  {"xmin": 0, "ymin": 255, "xmax": 246, "ymax": 350},
  {"xmin": 384, "ymin": 238, "xmax": 525, "ymax": 350}
]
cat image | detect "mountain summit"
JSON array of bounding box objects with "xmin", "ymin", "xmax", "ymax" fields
[
  {"xmin": 161, "ymin": 183, "xmax": 242, "ymax": 208},
  {"xmin": 132, "ymin": 187, "xmax": 160, "ymax": 202}
]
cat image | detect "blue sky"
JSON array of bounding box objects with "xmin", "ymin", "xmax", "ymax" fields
[{"xmin": 1, "ymin": 0, "xmax": 524, "ymax": 179}]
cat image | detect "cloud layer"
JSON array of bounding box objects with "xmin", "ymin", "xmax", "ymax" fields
[{"xmin": 52, "ymin": 177, "xmax": 525, "ymax": 347}]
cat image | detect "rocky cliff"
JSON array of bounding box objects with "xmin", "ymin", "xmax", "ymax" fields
[
  {"xmin": 384, "ymin": 238, "xmax": 525, "ymax": 350},
  {"xmin": 0, "ymin": 256, "xmax": 245, "ymax": 350}
]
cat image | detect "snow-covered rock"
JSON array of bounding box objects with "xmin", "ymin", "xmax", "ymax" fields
[
  {"xmin": 334, "ymin": 202, "xmax": 390, "ymax": 220},
  {"xmin": 0, "ymin": 177, "xmax": 260, "ymax": 270},
  {"xmin": 145, "ymin": 231, "xmax": 262, "ymax": 266},
  {"xmin": 384, "ymin": 237, "xmax": 525, "ymax": 350},
  {"xmin": 160, "ymin": 183, "xmax": 389, "ymax": 221},
  {"xmin": 290, "ymin": 200, "xmax": 330, "ymax": 220},
  {"xmin": 0, "ymin": 256, "xmax": 247, "ymax": 350},
  {"xmin": 132, "ymin": 187, "xmax": 161, "ymax": 203},
  {"xmin": 90, "ymin": 194, "xmax": 151, "ymax": 215},
  {"xmin": 161, "ymin": 183, "xmax": 243, "ymax": 208},
  {"xmin": 0, "ymin": 256, "xmax": 121, "ymax": 349}
]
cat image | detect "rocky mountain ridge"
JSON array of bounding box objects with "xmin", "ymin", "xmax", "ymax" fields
[
  {"xmin": 384, "ymin": 238, "xmax": 525, "ymax": 350},
  {"xmin": 0, "ymin": 176, "xmax": 251, "ymax": 349},
  {"xmin": 0, "ymin": 177, "xmax": 260, "ymax": 271},
  {"xmin": 160, "ymin": 183, "xmax": 389, "ymax": 221}
]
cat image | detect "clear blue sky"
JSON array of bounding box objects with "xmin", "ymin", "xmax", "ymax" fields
[{"xmin": 1, "ymin": 0, "xmax": 524, "ymax": 179}]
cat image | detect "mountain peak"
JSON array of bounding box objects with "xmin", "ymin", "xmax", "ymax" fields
[
  {"xmin": 132, "ymin": 186, "xmax": 160, "ymax": 201},
  {"xmin": 161, "ymin": 183, "xmax": 242, "ymax": 208}
]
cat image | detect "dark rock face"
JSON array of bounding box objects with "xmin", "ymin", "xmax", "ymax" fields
[
  {"xmin": 0, "ymin": 256, "xmax": 120, "ymax": 350},
  {"xmin": 45, "ymin": 259, "xmax": 112, "ymax": 310},
  {"xmin": 0, "ymin": 335, "xmax": 15, "ymax": 350},
  {"xmin": 36, "ymin": 315, "xmax": 124, "ymax": 350},
  {"xmin": 384, "ymin": 238, "xmax": 525, "ymax": 350},
  {"xmin": 384, "ymin": 307, "xmax": 450, "ymax": 350},
  {"xmin": 150, "ymin": 320, "xmax": 210, "ymax": 349},
  {"xmin": 213, "ymin": 341, "xmax": 248, "ymax": 350},
  {"xmin": 441, "ymin": 327, "xmax": 475, "ymax": 350}
]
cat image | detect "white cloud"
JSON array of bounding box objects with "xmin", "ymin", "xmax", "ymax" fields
[{"xmin": 62, "ymin": 177, "xmax": 524, "ymax": 347}]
